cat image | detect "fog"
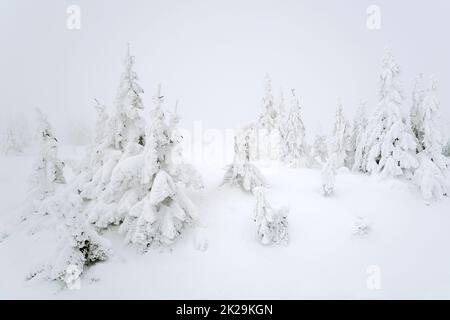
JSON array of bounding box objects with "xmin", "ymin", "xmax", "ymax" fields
[{"xmin": 1, "ymin": 0, "xmax": 449, "ymax": 143}]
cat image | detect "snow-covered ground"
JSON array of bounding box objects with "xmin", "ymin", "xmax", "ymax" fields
[{"xmin": 1, "ymin": 147, "xmax": 450, "ymax": 299}]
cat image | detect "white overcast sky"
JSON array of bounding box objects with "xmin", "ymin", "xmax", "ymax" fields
[{"xmin": 0, "ymin": 0, "xmax": 449, "ymax": 142}]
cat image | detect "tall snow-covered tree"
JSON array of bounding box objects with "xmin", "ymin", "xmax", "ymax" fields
[
  {"xmin": 30, "ymin": 108, "xmax": 66, "ymax": 199},
  {"xmin": 311, "ymin": 129, "xmax": 328, "ymax": 167},
  {"xmin": 84, "ymin": 84, "xmax": 201, "ymax": 250},
  {"xmin": 413, "ymin": 78, "xmax": 448, "ymax": 201},
  {"xmin": 277, "ymin": 88, "xmax": 287, "ymax": 124},
  {"xmin": 256, "ymin": 74, "xmax": 282, "ymax": 160},
  {"xmin": 329, "ymin": 101, "xmax": 351, "ymax": 169},
  {"xmin": 352, "ymin": 101, "xmax": 369, "ymax": 172},
  {"xmin": 280, "ymin": 89, "xmax": 308, "ymax": 167},
  {"xmin": 112, "ymin": 45, "xmax": 146, "ymax": 155},
  {"xmin": 365, "ymin": 51, "xmax": 418, "ymax": 178},
  {"xmin": 79, "ymin": 46, "xmax": 146, "ymax": 199},
  {"xmin": 258, "ymin": 73, "xmax": 278, "ymax": 133}
]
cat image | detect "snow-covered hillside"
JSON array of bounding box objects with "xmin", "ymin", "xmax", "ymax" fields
[{"xmin": 1, "ymin": 148, "xmax": 450, "ymax": 299}]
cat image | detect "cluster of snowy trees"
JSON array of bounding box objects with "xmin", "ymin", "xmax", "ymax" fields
[
  {"xmin": 222, "ymin": 129, "xmax": 289, "ymax": 246},
  {"xmin": 17, "ymin": 46, "xmax": 450, "ymax": 287},
  {"xmin": 352, "ymin": 52, "xmax": 448, "ymax": 202},
  {"xmin": 233, "ymin": 51, "xmax": 449, "ymax": 202},
  {"xmin": 25, "ymin": 47, "xmax": 203, "ymax": 287}
]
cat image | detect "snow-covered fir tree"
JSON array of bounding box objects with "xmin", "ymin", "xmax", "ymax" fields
[
  {"xmin": 48, "ymin": 193, "xmax": 111, "ymax": 286},
  {"xmin": 352, "ymin": 101, "xmax": 369, "ymax": 172},
  {"xmin": 253, "ymin": 187, "xmax": 288, "ymax": 245},
  {"xmin": 413, "ymin": 78, "xmax": 448, "ymax": 201},
  {"xmin": 365, "ymin": 51, "xmax": 418, "ymax": 178},
  {"xmin": 256, "ymin": 74, "xmax": 282, "ymax": 160},
  {"xmin": 0, "ymin": 115, "xmax": 31, "ymax": 155},
  {"xmin": 276, "ymin": 88, "xmax": 287, "ymax": 126},
  {"xmin": 116, "ymin": 85, "xmax": 201, "ymax": 248},
  {"xmin": 72, "ymin": 100, "xmax": 110, "ymax": 190},
  {"xmin": 311, "ymin": 129, "xmax": 328, "ymax": 167},
  {"xmin": 1, "ymin": 126, "xmax": 22, "ymax": 155},
  {"xmin": 321, "ymin": 153, "xmax": 337, "ymax": 196},
  {"xmin": 80, "ymin": 46, "xmax": 146, "ymax": 200},
  {"xmin": 84, "ymin": 84, "xmax": 202, "ymax": 249},
  {"xmin": 280, "ymin": 89, "xmax": 308, "ymax": 167},
  {"xmin": 30, "ymin": 108, "xmax": 66, "ymax": 199},
  {"xmin": 329, "ymin": 101, "xmax": 351, "ymax": 169},
  {"xmin": 223, "ymin": 129, "xmax": 267, "ymax": 193},
  {"xmin": 111, "ymin": 44, "xmax": 146, "ymax": 155},
  {"xmin": 258, "ymin": 73, "xmax": 278, "ymax": 133},
  {"xmin": 411, "ymin": 73, "xmax": 426, "ymax": 151}
]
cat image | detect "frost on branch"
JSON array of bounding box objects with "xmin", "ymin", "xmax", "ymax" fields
[
  {"xmin": 29, "ymin": 108, "xmax": 65, "ymax": 200},
  {"xmin": 253, "ymin": 188, "xmax": 288, "ymax": 245},
  {"xmin": 322, "ymin": 154, "xmax": 337, "ymax": 196}
]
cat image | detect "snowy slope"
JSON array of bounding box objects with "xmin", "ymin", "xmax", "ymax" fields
[{"xmin": 1, "ymin": 149, "xmax": 450, "ymax": 299}]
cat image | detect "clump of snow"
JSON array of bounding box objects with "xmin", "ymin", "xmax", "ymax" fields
[{"xmin": 352, "ymin": 216, "xmax": 371, "ymax": 237}]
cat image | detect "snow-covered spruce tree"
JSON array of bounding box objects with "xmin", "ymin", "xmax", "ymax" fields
[
  {"xmin": 1, "ymin": 126, "xmax": 22, "ymax": 155},
  {"xmin": 413, "ymin": 78, "xmax": 449, "ymax": 201},
  {"xmin": 365, "ymin": 51, "xmax": 418, "ymax": 179},
  {"xmin": 89, "ymin": 85, "xmax": 202, "ymax": 249},
  {"xmin": 72, "ymin": 100, "xmax": 110, "ymax": 189},
  {"xmin": 321, "ymin": 154, "xmax": 337, "ymax": 196},
  {"xmin": 253, "ymin": 187, "xmax": 288, "ymax": 245},
  {"xmin": 311, "ymin": 130, "xmax": 328, "ymax": 167},
  {"xmin": 223, "ymin": 130, "xmax": 267, "ymax": 193},
  {"xmin": 258, "ymin": 73, "xmax": 278, "ymax": 133},
  {"xmin": 352, "ymin": 101, "xmax": 369, "ymax": 172},
  {"xmin": 280, "ymin": 89, "xmax": 308, "ymax": 167},
  {"xmin": 277, "ymin": 89, "xmax": 287, "ymax": 125},
  {"xmin": 257, "ymin": 74, "xmax": 282, "ymax": 160},
  {"xmin": 329, "ymin": 101, "xmax": 352, "ymax": 169},
  {"xmin": 112, "ymin": 44, "xmax": 146, "ymax": 155},
  {"xmin": 410, "ymin": 73, "xmax": 426, "ymax": 151},
  {"xmin": 80, "ymin": 46, "xmax": 146, "ymax": 200},
  {"xmin": 48, "ymin": 193, "xmax": 111, "ymax": 286},
  {"xmin": 30, "ymin": 108, "xmax": 66, "ymax": 199},
  {"xmin": 0, "ymin": 115, "xmax": 31, "ymax": 155}
]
